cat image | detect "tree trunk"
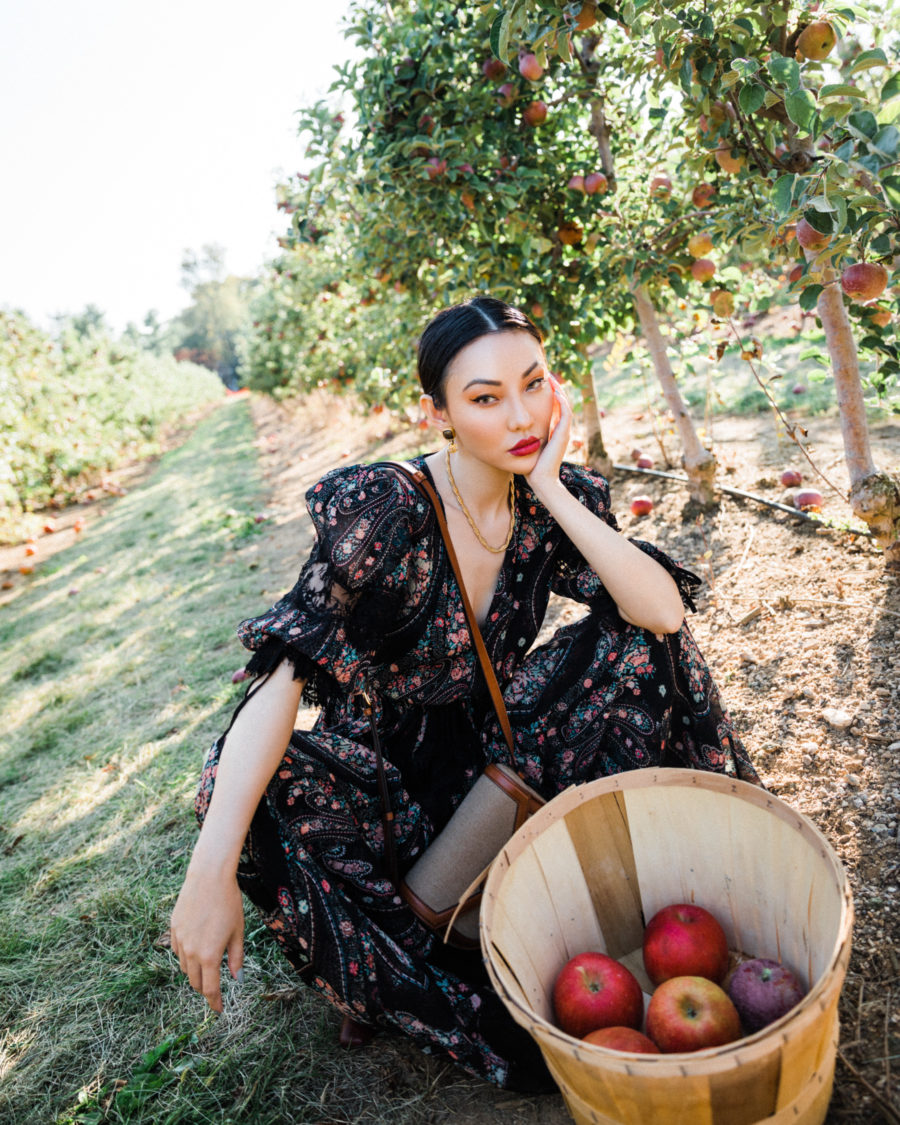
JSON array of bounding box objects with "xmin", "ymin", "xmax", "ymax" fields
[
  {"xmin": 576, "ymin": 342, "xmax": 612, "ymax": 476},
  {"xmin": 816, "ymin": 272, "xmax": 900, "ymax": 567},
  {"xmin": 631, "ymin": 284, "xmax": 717, "ymax": 506}
]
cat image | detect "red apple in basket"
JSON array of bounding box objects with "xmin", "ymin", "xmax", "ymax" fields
[
  {"xmin": 553, "ymin": 951, "xmax": 644, "ymax": 1038},
  {"xmin": 642, "ymin": 903, "xmax": 729, "ymax": 985},
  {"xmin": 583, "ymin": 1026, "xmax": 660, "ymax": 1053},
  {"xmin": 646, "ymin": 976, "xmax": 741, "ymax": 1052},
  {"xmin": 727, "ymin": 958, "xmax": 807, "ymax": 1032}
]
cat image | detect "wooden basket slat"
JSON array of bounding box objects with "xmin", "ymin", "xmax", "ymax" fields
[
  {"xmin": 528, "ymin": 816, "xmax": 610, "ymax": 961},
  {"xmin": 541, "ymin": 1041, "xmax": 716, "ymax": 1125},
  {"xmin": 705, "ymin": 1050, "xmax": 782, "ymax": 1125},
  {"xmin": 774, "ymin": 991, "xmax": 841, "ymax": 1110},
  {"xmin": 560, "ymin": 792, "xmax": 644, "ymax": 960}
]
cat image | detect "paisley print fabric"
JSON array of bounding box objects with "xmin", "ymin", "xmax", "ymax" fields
[{"xmin": 195, "ymin": 455, "xmax": 758, "ymax": 1091}]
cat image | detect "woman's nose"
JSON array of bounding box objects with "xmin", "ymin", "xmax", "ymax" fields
[{"xmin": 508, "ymin": 394, "xmax": 532, "ymax": 428}]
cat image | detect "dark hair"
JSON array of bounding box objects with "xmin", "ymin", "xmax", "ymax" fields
[{"xmin": 417, "ymin": 295, "xmax": 542, "ymax": 408}]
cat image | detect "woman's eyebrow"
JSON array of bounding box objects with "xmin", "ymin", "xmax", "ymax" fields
[{"xmin": 462, "ymin": 361, "xmax": 540, "ymax": 391}]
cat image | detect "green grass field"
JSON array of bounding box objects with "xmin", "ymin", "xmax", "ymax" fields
[{"xmin": 0, "ymin": 399, "xmax": 370, "ymax": 1124}]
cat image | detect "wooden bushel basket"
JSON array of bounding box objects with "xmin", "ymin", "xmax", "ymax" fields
[{"xmin": 480, "ymin": 769, "xmax": 853, "ymax": 1125}]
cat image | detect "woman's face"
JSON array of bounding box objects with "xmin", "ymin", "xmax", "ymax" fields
[{"xmin": 431, "ymin": 330, "xmax": 554, "ymax": 470}]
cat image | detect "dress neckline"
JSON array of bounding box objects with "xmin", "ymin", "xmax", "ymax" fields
[{"xmin": 413, "ymin": 454, "xmax": 516, "ymax": 631}]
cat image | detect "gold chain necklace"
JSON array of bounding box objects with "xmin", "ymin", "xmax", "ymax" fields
[{"xmin": 445, "ymin": 445, "xmax": 515, "ymax": 554}]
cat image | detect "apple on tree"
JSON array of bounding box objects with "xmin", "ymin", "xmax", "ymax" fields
[
  {"xmin": 691, "ymin": 259, "xmax": 716, "ymax": 283},
  {"xmin": 642, "ymin": 903, "xmax": 729, "ymax": 986},
  {"xmin": 518, "ymin": 51, "xmax": 544, "ymax": 81},
  {"xmin": 795, "ymin": 218, "xmax": 831, "ymax": 251},
  {"xmin": 584, "ymin": 171, "xmax": 609, "ymax": 195},
  {"xmin": 553, "ymin": 951, "xmax": 644, "ymax": 1039},
  {"xmin": 567, "ymin": 174, "xmax": 586, "ymax": 193},
  {"xmin": 687, "ymin": 233, "xmax": 713, "ymax": 258},
  {"xmin": 691, "ymin": 182, "xmax": 715, "ymax": 209},
  {"xmin": 840, "ymin": 262, "xmax": 888, "ymax": 303},
  {"xmin": 795, "ymin": 20, "xmax": 837, "ymax": 61},
  {"xmin": 523, "ymin": 101, "xmax": 548, "ymax": 127},
  {"xmin": 646, "ymin": 976, "xmax": 741, "ymax": 1052}
]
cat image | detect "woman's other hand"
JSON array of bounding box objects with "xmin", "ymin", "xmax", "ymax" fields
[
  {"xmin": 526, "ymin": 372, "xmax": 572, "ymax": 493},
  {"xmin": 170, "ymin": 864, "xmax": 245, "ymax": 1013}
]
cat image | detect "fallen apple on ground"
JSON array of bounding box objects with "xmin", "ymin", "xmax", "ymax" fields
[
  {"xmin": 583, "ymin": 1026, "xmax": 660, "ymax": 1053},
  {"xmin": 553, "ymin": 951, "xmax": 644, "ymax": 1038},
  {"xmin": 780, "ymin": 469, "xmax": 802, "ymax": 487},
  {"xmin": 636, "ymin": 455, "xmax": 654, "ymax": 469},
  {"xmin": 794, "ymin": 489, "xmax": 823, "ymax": 511},
  {"xmin": 630, "ymin": 496, "xmax": 653, "ymax": 517},
  {"xmin": 646, "ymin": 976, "xmax": 741, "ymax": 1052},
  {"xmin": 727, "ymin": 958, "xmax": 807, "ymax": 1033},
  {"xmin": 643, "ymin": 903, "xmax": 729, "ymax": 986}
]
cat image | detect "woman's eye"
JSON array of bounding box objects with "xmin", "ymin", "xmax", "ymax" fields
[
  {"xmin": 472, "ymin": 394, "xmax": 496, "ymax": 404},
  {"xmin": 528, "ymin": 376, "xmax": 546, "ymax": 390}
]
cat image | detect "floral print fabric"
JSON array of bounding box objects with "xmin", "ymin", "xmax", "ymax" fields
[{"xmin": 195, "ymin": 456, "xmax": 758, "ymax": 1091}]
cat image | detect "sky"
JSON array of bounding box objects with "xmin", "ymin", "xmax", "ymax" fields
[{"xmin": 0, "ymin": 0, "xmax": 354, "ymax": 334}]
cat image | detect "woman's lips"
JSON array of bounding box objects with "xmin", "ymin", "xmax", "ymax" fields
[{"xmin": 509, "ymin": 437, "xmax": 541, "ymax": 456}]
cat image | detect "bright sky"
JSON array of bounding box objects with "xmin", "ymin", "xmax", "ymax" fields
[{"xmin": 0, "ymin": 0, "xmax": 353, "ymax": 334}]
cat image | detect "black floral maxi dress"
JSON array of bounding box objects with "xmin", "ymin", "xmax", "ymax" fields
[{"xmin": 194, "ymin": 455, "xmax": 759, "ymax": 1091}]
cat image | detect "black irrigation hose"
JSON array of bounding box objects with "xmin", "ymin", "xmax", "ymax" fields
[{"xmin": 611, "ymin": 462, "xmax": 874, "ymax": 538}]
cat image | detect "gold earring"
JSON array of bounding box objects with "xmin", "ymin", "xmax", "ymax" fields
[{"xmin": 442, "ymin": 427, "xmax": 457, "ymax": 453}]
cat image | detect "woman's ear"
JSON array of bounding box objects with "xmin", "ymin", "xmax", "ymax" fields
[{"xmin": 419, "ymin": 393, "xmax": 446, "ymax": 432}]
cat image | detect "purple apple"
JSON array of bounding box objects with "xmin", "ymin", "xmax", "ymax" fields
[{"xmin": 727, "ymin": 958, "xmax": 806, "ymax": 1032}]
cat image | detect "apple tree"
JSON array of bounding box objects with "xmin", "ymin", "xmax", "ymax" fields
[{"xmin": 496, "ymin": 0, "xmax": 900, "ymax": 562}]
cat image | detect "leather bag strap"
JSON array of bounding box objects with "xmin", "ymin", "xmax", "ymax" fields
[{"xmin": 384, "ymin": 460, "xmax": 515, "ymax": 756}]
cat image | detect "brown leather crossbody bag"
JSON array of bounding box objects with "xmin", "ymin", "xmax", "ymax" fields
[{"xmin": 364, "ymin": 461, "xmax": 545, "ymax": 949}]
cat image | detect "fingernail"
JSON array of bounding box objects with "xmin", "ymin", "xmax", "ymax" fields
[{"xmin": 235, "ymin": 968, "xmax": 245, "ymax": 984}]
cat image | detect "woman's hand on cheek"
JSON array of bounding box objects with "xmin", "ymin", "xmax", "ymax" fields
[{"xmin": 526, "ymin": 374, "xmax": 572, "ymax": 492}]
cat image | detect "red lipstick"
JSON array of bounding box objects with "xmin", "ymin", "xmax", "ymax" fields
[{"xmin": 509, "ymin": 437, "xmax": 541, "ymax": 456}]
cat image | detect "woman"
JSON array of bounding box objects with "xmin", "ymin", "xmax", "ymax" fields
[{"xmin": 170, "ymin": 296, "xmax": 757, "ymax": 1092}]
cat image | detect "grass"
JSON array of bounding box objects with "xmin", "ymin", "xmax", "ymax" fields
[{"xmin": 0, "ymin": 396, "xmax": 491, "ymax": 1125}]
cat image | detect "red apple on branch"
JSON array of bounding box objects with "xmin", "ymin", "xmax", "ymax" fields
[
  {"xmin": 553, "ymin": 952, "xmax": 644, "ymax": 1038},
  {"xmin": 584, "ymin": 171, "xmax": 609, "ymax": 195},
  {"xmin": 688, "ymin": 233, "xmax": 714, "ymax": 258},
  {"xmin": 841, "ymin": 262, "xmax": 888, "ymax": 303},
  {"xmin": 642, "ymin": 903, "xmax": 729, "ymax": 986},
  {"xmin": 649, "ymin": 173, "xmax": 672, "ymax": 198},
  {"xmin": 558, "ymin": 220, "xmax": 583, "ymax": 246},
  {"xmin": 796, "ymin": 20, "xmax": 837, "ymax": 60},
  {"xmin": 714, "ymin": 146, "xmax": 745, "ymax": 174},
  {"xmin": 795, "ymin": 218, "xmax": 831, "ymax": 251},
  {"xmin": 692, "ymin": 182, "xmax": 716, "ymax": 209},
  {"xmin": 482, "ymin": 56, "xmax": 506, "ymax": 81},
  {"xmin": 567, "ymin": 174, "xmax": 586, "ymax": 193},
  {"xmin": 523, "ymin": 101, "xmax": 548, "ymax": 126},
  {"xmin": 691, "ymin": 258, "xmax": 716, "ymax": 282},
  {"xmin": 646, "ymin": 976, "xmax": 741, "ymax": 1052},
  {"xmin": 518, "ymin": 52, "xmax": 544, "ymax": 81}
]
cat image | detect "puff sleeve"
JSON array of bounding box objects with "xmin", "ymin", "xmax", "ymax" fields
[
  {"xmin": 550, "ymin": 463, "xmax": 702, "ymax": 614},
  {"xmin": 236, "ymin": 464, "xmax": 426, "ymax": 705}
]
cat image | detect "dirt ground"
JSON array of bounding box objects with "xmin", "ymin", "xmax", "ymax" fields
[{"xmin": 6, "ymin": 387, "xmax": 899, "ymax": 1123}]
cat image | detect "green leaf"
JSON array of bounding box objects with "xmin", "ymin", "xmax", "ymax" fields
[
  {"xmin": 679, "ymin": 57, "xmax": 694, "ymax": 93},
  {"xmin": 721, "ymin": 69, "xmax": 741, "ymax": 89},
  {"xmin": 772, "ymin": 174, "xmax": 794, "ymax": 215},
  {"xmin": 848, "ymin": 48, "xmax": 888, "ymax": 75},
  {"xmin": 882, "ymin": 176, "xmax": 900, "ymax": 208},
  {"xmin": 489, "ymin": 14, "xmax": 505, "ymax": 61},
  {"xmin": 874, "ymin": 126, "xmax": 900, "ymax": 158},
  {"xmin": 768, "ymin": 55, "xmax": 800, "ymax": 88},
  {"xmin": 739, "ymin": 82, "xmax": 766, "ymax": 115},
  {"xmin": 819, "ymin": 84, "xmax": 866, "ymax": 98},
  {"xmin": 882, "ymin": 73, "xmax": 900, "ymax": 102},
  {"xmin": 849, "ymin": 110, "xmax": 878, "ymax": 138},
  {"xmin": 699, "ymin": 15, "xmax": 715, "ymax": 37},
  {"xmin": 733, "ymin": 57, "xmax": 761, "ymax": 77},
  {"xmin": 807, "ymin": 195, "xmax": 837, "ymax": 212},
  {"xmin": 785, "ymin": 88, "xmax": 817, "ymax": 132},
  {"xmin": 799, "ymin": 284, "xmax": 824, "ymax": 310},
  {"xmin": 804, "ymin": 208, "xmax": 833, "ymax": 234},
  {"xmin": 770, "ymin": 6, "xmax": 788, "ymax": 25}
]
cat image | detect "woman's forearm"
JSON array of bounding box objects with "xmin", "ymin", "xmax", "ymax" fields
[
  {"xmin": 532, "ymin": 480, "xmax": 684, "ymax": 634},
  {"xmin": 189, "ymin": 658, "xmax": 306, "ymax": 878}
]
